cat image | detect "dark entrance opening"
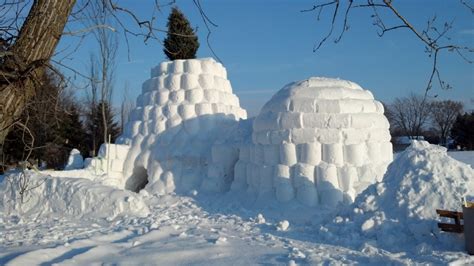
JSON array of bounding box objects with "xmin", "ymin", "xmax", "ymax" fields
[{"xmin": 126, "ymin": 166, "xmax": 149, "ymax": 193}]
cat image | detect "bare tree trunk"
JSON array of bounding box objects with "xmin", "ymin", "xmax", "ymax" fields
[
  {"xmin": 84, "ymin": 0, "xmax": 117, "ymax": 154},
  {"xmin": 120, "ymin": 83, "xmax": 133, "ymax": 133},
  {"xmin": 88, "ymin": 54, "xmax": 99, "ymax": 157},
  {"xmin": 101, "ymin": 54, "xmax": 108, "ymax": 149},
  {"xmin": 0, "ymin": 0, "xmax": 76, "ymax": 147}
]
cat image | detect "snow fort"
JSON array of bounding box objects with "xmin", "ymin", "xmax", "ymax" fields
[
  {"xmin": 104, "ymin": 59, "xmax": 392, "ymax": 207},
  {"xmin": 231, "ymin": 77, "xmax": 393, "ymax": 206},
  {"xmin": 116, "ymin": 58, "xmax": 247, "ymax": 193}
]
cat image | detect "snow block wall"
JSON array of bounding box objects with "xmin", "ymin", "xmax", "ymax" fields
[
  {"xmin": 117, "ymin": 58, "xmax": 247, "ymax": 194},
  {"xmin": 205, "ymin": 118, "xmax": 254, "ymax": 192},
  {"xmin": 83, "ymin": 144, "xmax": 131, "ymax": 188},
  {"xmin": 232, "ymin": 77, "xmax": 393, "ymax": 207}
]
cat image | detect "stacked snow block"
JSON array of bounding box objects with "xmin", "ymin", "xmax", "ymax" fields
[
  {"xmin": 118, "ymin": 58, "xmax": 247, "ymax": 194},
  {"xmin": 84, "ymin": 144, "xmax": 130, "ymax": 174},
  {"xmin": 232, "ymin": 77, "xmax": 393, "ymax": 207},
  {"xmin": 204, "ymin": 118, "xmax": 254, "ymax": 192},
  {"xmin": 82, "ymin": 144, "xmax": 130, "ymax": 188},
  {"xmin": 98, "ymin": 144, "xmax": 130, "ymax": 173}
]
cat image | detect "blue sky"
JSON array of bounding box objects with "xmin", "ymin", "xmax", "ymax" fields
[{"xmin": 57, "ymin": 0, "xmax": 474, "ymax": 116}]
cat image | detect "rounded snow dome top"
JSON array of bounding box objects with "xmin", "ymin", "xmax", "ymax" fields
[
  {"xmin": 254, "ymin": 77, "xmax": 382, "ymax": 132},
  {"xmin": 233, "ymin": 77, "xmax": 393, "ymax": 207},
  {"xmin": 253, "ymin": 77, "xmax": 391, "ymax": 145}
]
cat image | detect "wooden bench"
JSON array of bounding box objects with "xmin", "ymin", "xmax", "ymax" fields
[{"xmin": 436, "ymin": 209, "xmax": 464, "ymax": 233}]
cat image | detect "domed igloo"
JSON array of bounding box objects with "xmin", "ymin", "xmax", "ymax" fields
[
  {"xmin": 117, "ymin": 58, "xmax": 247, "ymax": 194},
  {"xmin": 231, "ymin": 77, "xmax": 393, "ymax": 207}
]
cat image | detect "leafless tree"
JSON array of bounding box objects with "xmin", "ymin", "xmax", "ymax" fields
[
  {"xmin": 0, "ymin": 1, "xmax": 177, "ymax": 147},
  {"xmin": 85, "ymin": 0, "xmax": 118, "ymax": 155},
  {"xmin": 1, "ymin": 70, "xmax": 63, "ymax": 171},
  {"xmin": 87, "ymin": 54, "xmax": 99, "ymax": 156},
  {"xmin": 430, "ymin": 100, "xmax": 463, "ymax": 147},
  {"xmin": 120, "ymin": 81, "xmax": 134, "ymax": 132},
  {"xmin": 0, "ymin": 0, "xmax": 217, "ymax": 155},
  {"xmin": 302, "ymin": 0, "xmax": 473, "ymax": 95},
  {"xmin": 386, "ymin": 94, "xmax": 432, "ymax": 138},
  {"xmin": 3, "ymin": 117, "xmax": 44, "ymax": 205},
  {"xmin": 0, "ymin": 0, "xmax": 76, "ymax": 157}
]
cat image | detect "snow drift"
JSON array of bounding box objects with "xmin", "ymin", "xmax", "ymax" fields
[
  {"xmin": 327, "ymin": 141, "xmax": 474, "ymax": 251},
  {"xmin": 0, "ymin": 171, "xmax": 150, "ymax": 219}
]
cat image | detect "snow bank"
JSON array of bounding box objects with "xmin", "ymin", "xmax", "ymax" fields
[
  {"xmin": 0, "ymin": 171, "xmax": 150, "ymax": 219},
  {"xmin": 233, "ymin": 77, "xmax": 392, "ymax": 206},
  {"xmin": 327, "ymin": 141, "xmax": 474, "ymax": 251},
  {"xmin": 117, "ymin": 58, "xmax": 247, "ymax": 194},
  {"xmin": 354, "ymin": 140, "xmax": 473, "ymax": 223}
]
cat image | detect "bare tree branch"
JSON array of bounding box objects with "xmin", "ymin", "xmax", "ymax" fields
[
  {"xmin": 63, "ymin": 24, "xmax": 116, "ymax": 36},
  {"xmin": 193, "ymin": 0, "xmax": 221, "ymax": 62},
  {"xmin": 460, "ymin": 0, "xmax": 474, "ymax": 13},
  {"xmin": 303, "ymin": 0, "xmax": 473, "ymax": 94}
]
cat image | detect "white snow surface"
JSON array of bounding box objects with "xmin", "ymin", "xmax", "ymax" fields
[
  {"xmin": 1, "ymin": 142, "xmax": 473, "ymax": 264},
  {"xmin": 233, "ymin": 77, "xmax": 393, "ymax": 207},
  {"xmin": 321, "ymin": 141, "xmax": 474, "ymax": 254},
  {"xmin": 1, "ymin": 59, "xmax": 472, "ymax": 264},
  {"xmin": 0, "ymin": 171, "xmax": 149, "ymax": 220},
  {"xmin": 448, "ymin": 150, "xmax": 474, "ymax": 167}
]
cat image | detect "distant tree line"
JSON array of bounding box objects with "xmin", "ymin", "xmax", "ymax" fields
[
  {"xmin": 2, "ymin": 71, "xmax": 120, "ymax": 171},
  {"xmin": 385, "ymin": 94, "xmax": 473, "ymax": 150}
]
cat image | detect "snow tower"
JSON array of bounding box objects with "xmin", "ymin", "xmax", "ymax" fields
[{"xmin": 117, "ymin": 58, "xmax": 247, "ymax": 193}]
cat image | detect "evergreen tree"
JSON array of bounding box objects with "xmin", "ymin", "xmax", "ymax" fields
[
  {"xmin": 451, "ymin": 112, "xmax": 474, "ymax": 150},
  {"xmin": 61, "ymin": 104, "xmax": 88, "ymax": 156},
  {"xmin": 41, "ymin": 99, "xmax": 88, "ymax": 169},
  {"xmin": 85, "ymin": 101, "xmax": 120, "ymax": 156},
  {"xmin": 163, "ymin": 7, "xmax": 199, "ymax": 60},
  {"xmin": 2, "ymin": 72, "xmax": 88, "ymax": 169}
]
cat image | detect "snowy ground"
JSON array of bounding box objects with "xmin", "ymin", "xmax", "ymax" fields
[
  {"xmin": 2, "ymin": 193, "xmax": 467, "ymax": 265},
  {"xmin": 1, "ymin": 148, "xmax": 473, "ymax": 265},
  {"xmin": 448, "ymin": 150, "xmax": 474, "ymax": 167}
]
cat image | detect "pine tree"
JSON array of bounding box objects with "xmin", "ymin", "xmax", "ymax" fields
[
  {"xmin": 451, "ymin": 112, "xmax": 474, "ymax": 150},
  {"xmin": 163, "ymin": 7, "xmax": 199, "ymax": 60},
  {"xmin": 2, "ymin": 72, "xmax": 89, "ymax": 169},
  {"xmin": 41, "ymin": 100, "xmax": 89, "ymax": 169},
  {"xmin": 85, "ymin": 101, "xmax": 120, "ymax": 156},
  {"xmin": 60, "ymin": 104, "xmax": 88, "ymax": 156}
]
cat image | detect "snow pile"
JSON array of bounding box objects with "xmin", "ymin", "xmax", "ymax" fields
[
  {"xmin": 117, "ymin": 58, "xmax": 247, "ymax": 194},
  {"xmin": 0, "ymin": 171, "xmax": 150, "ymax": 219},
  {"xmin": 327, "ymin": 141, "xmax": 474, "ymax": 251},
  {"xmin": 232, "ymin": 77, "xmax": 392, "ymax": 206},
  {"xmin": 64, "ymin": 149, "xmax": 83, "ymax": 170}
]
